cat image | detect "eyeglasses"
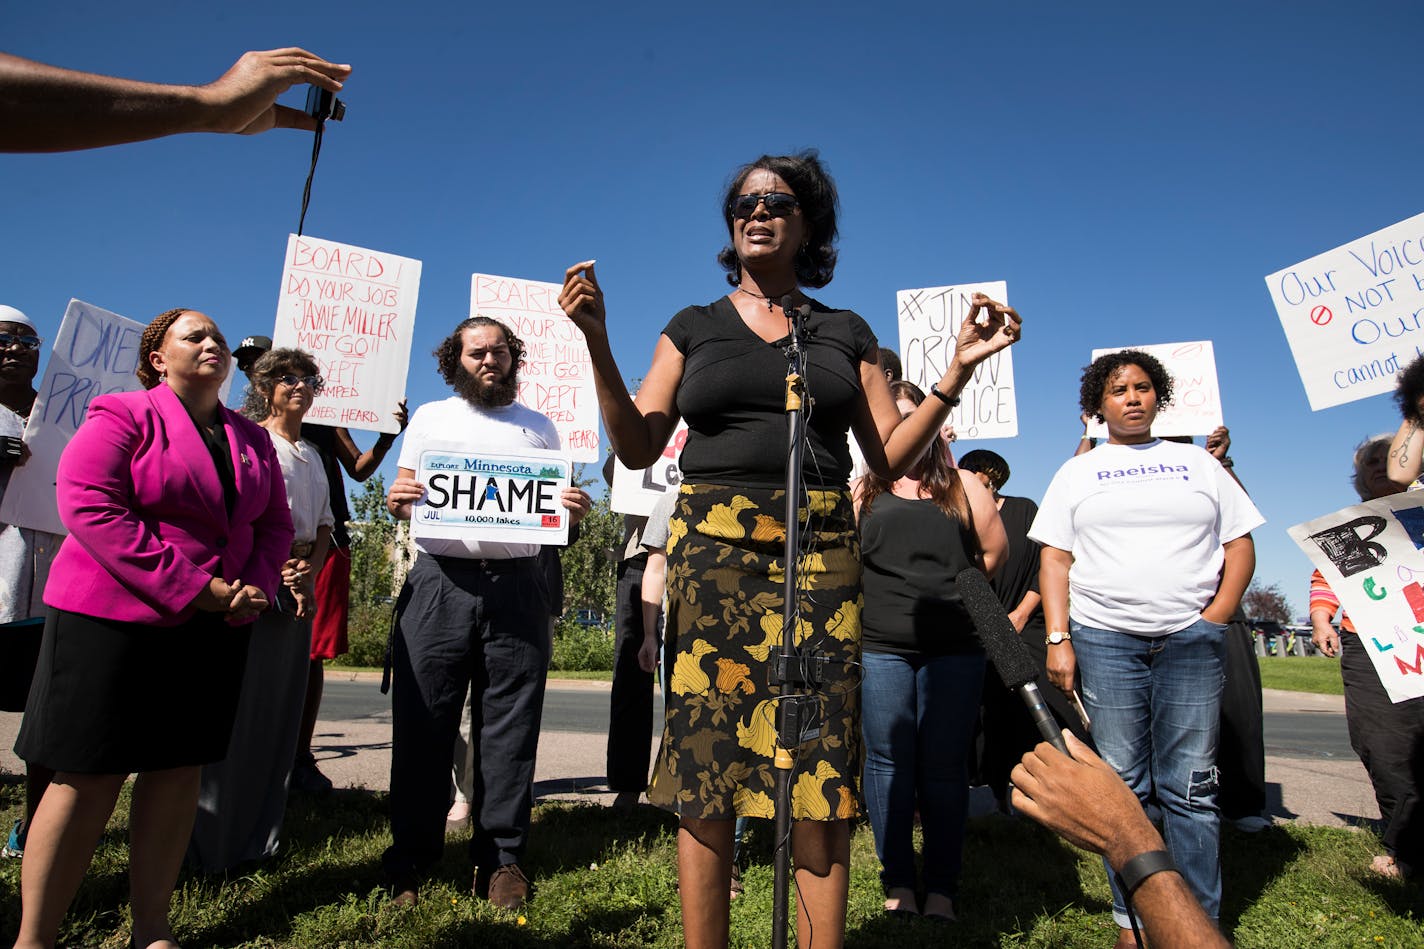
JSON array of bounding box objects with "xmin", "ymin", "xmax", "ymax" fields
[
  {"xmin": 277, "ymin": 374, "xmax": 324, "ymax": 393},
  {"xmin": 0, "ymin": 333, "xmax": 43, "ymax": 351},
  {"xmin": 728, "ymin": 192, "xmax": 800, "ymax": 218}
]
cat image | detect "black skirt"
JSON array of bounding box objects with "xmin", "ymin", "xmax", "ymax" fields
[{"xmin": 15, "ymin": 607, "xmax": 252, "ymax": 774}]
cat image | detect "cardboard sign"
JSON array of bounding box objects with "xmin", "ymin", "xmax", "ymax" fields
[
  {"xmin": 273, "ymin": 234, "xmax": 420, "ymax": 434},
  {"xmin": 470, "ymin": 273, "xmax": 599, "ymax": 462},
  {"xmin": 1289, "ymin": 492, "xmax": 1424, "ymax": 702},
  {"xmin": 411, "ymin": 445, "xmax": 571, "ymax": 545},
  {"xmin": 896, "ymin": 281, "xmax": 1017, "ymax": 440},
  {"xmin": 609, "ymin": 418, "xmax": 689, "ymax": 517},
  {"xmin": 1086, "ymin": 341, "xmax": 1224, "ymax": 438},
  {"xmin": 1266, "ymin": 210, "xmax": 1424, "ymax": 411},
  {"xmin": 0, "ymin": 300, "xmax": 144, "ymax": 535}
]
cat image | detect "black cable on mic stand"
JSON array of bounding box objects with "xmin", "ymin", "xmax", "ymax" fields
[{"xmin": 769, "ymin": 296, "xmax": 823, "ymax": 949}]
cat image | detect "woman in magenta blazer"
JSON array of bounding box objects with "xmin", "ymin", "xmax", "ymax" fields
[{"xmin": 13, "ymin": 308, "xmax": 293, "ymax": 949}]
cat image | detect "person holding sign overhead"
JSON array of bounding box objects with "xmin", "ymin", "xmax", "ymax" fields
[
  {"xmin": 381, "ymin": 316, "xmax": 590, "ymax": 912},
  {"xmin": 12, "ymin": 307, "xmax": 293, "ymax": 949},
  {"xmin": 558, "ymin": 151, "xmax": 1021, "ymax": 949},
  {"xmin": 1030, "ymin": 350, "xmax": 1261, "ymax": 947}
]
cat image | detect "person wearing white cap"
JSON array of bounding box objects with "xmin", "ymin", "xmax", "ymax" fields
[{"xmin": 0, "ymin": 304, "xmax": 63, "ymax": 862}]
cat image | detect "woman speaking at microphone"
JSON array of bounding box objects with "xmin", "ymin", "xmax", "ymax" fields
[
  {"xmin": 1029, "ymin": 350, "xmax": 1261, "ymax": 948},
  {"xmin": 560, "ymin": 151, "xmax": 1021, "ymax": 948}
]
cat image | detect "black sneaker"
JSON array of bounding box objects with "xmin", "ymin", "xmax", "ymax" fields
[{"xmin": 290, "ymin": 759, "xmax": 334, "ymax": 795}]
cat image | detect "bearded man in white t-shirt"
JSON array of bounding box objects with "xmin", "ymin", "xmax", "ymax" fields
[{"xmin": 381, "ymin": 316, "xmax": 590, "ymax": 911}]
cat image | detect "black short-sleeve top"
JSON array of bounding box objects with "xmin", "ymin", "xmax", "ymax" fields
[{"xmin": 662, "ymin": 297, "xmax": 878, "ymax": 490}]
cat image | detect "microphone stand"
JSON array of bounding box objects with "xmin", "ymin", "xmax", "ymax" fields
[{"xmin": 770, "ymin": 297, "xmax": 818, "ymax": 949}]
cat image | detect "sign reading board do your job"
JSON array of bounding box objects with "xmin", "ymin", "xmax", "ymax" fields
[
  {"xmin": 896, "ymin": 281, "xmax": 1017, "ymax": 439},
  {"xmin": 1290, "ymin": 492, "xmax": 1424, "ymax": 703},
  {"xmin": 411, "ymin": 446, "xmax": 572, "ymax": 546},
  {"xmin": 273, "ymin": 234, "xmax": 421, "ymax": 435},
  {"xmin": 1266, "ymin": 210, "xmax": 1424, "ymax": 411},
  {"xmin": 470, "ymin": 273, "xmax": 599, "ymax": 463}
]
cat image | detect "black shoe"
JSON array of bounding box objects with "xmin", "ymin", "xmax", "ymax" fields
[{"xmin": 290, "ymin": 758, "xmax": 334, "ymax": 795}]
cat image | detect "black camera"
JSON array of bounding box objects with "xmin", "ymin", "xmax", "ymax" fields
[{"xmin": 304, "ymin": 85, "xmax": 346, "ymax": 123}]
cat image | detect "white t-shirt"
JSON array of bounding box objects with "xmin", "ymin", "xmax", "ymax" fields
[
  {"xmin": 267, "ymin": 432, "xmax": 335, "ymax": 544},
  {"xmin": 1028, "ymin": 440, "xmax": 1264, "ymax": 636},
  {"xmin": 397, "ymin": 396, "xmax": 561, "ymax": 560}
]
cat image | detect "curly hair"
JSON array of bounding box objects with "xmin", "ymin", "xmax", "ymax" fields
[
  {"xmin": 434, "ymin": 316, "xmax": 525, "ymax": 387},
  {"xmin": 957, "ymin": 449, "xmax": 1011, "ymax": 493},
  {"xmin": 240, "ymin": 348, "xmax": 323, "ymax": 420},
  {"xmin": 857, "ymin": 382, "xmax": 972, "ymax": 533},
  {"xmin": 1078, "ymin": 349, "xmax": 1174, "ymax": 423},
  {"xmin": 1395, "ymin": 354, "xmax": 1424, "ymax": 424},
  {"xmin": 716, "ymin": 150, "xmax": 840, "ymax": 289},
  {"xmin": 135, "ymin": 307, "xmax": 191, "ymax": 389}
]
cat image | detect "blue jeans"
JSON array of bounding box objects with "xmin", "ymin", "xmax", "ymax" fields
[
  {"xmin": 1072, "ymin": 618, "xmax": 1225, "ymax": 926},
  {"xmin": 860, "ymin": 649, "xmax": 985, "ymax": 897}
]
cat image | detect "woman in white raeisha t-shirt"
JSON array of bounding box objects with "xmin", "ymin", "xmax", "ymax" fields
[{"xmin": 1028, "ymin": 349, "xmax": 1263, "ymax": 948}]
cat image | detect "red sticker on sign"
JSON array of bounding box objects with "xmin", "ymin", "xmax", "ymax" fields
[
  {"xmin": 1310, "ymin": 305, "xmax": 1332, "ymax": 326},
  {"xmin": 542, "ymin": 514, "xmax": 561, "ymax": 528}
]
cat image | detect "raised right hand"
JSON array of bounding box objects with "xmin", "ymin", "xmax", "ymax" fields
[
  {"xmin": 199, "ymin": 48, "xmax": 351, "ymax": 135},
  {"xmin": 558, "ymin": 260, "xmax": 606, "ymax": 340}
]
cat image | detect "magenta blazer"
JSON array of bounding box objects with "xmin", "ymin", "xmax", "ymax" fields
[{"xmin": 44, "ymin": 384, "xmax": 294, "ymax": 626}]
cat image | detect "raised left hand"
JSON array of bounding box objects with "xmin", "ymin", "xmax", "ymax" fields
[
  {"xmin": 952, "ymin": 293, "xmax": 1022, "ymax": 370},
  {"xmin": 1205, "ymin": 426, "xmax": 1231, "ymax": 461}
]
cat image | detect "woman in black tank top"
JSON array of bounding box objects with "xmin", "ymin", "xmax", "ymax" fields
[{"xmin": 855, "ymin": 382, "xmax": 1007, "ymax": 923}]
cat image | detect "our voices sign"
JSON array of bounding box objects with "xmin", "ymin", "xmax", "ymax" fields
[
  {"xmin": 1086, "ymin": 341, "xmax": 1224, "ymax": 438},
  {"xmin": 896, "ymin": 281, "xmax": 1017, "ymax": 440},
  {"xmin": 0, "ymin": 300, "xmax": 145, "ymax": 535},
  {"xmin": 470, "ymin": 273, "xmax": 598, "ymax": 462},
  {"xmin": 1290, "ymin": 492, "xmax": 1424, "ymax": 702},
  {"xmin": 411, "ymin": 446, "xmax": 571, "ymax": 545},
  {"xmin": 273, "ymin": 234, "xmax": 420, "ymax": 434},
  {"xmin": 1266, "ymin": 210, "xmax": 1424, "ymax": 411}
]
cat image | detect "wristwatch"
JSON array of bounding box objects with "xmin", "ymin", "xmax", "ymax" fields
[{"xmin": 1045, "ymin": 630, "xmax": 1072, "ymax": 645}]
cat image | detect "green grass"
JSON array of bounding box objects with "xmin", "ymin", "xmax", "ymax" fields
[
  {"xmin": 1258, "ymin": 656, "xmax": 1346, "ymax": 696},
  {"xmin": 2, "ymin": 780, "xmax": 1419, "ymax": 947}
]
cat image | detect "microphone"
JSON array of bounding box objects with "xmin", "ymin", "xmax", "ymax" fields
[{"xmin": 957, "ymin": 566, "xmax": 1071, "ymax": 757}]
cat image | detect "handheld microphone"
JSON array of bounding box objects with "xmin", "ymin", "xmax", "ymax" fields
[{"xmin": 957, "ymin": 566, "xmax": 1071, "ymax": 757}]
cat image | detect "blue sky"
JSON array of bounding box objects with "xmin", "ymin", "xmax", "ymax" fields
[{"xmin": 4, "ymin": 1, "xmax": 1420, "ymax": 615}]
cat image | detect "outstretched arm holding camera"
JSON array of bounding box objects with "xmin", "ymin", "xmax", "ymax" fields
[{"xmin": 0, "ymin": 47, "xmax": 349, "ymax": 152}]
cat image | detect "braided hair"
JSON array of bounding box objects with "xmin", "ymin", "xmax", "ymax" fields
[{"xmin": 135, "ymin": 307, "xmax": 191, "ymax": 389}]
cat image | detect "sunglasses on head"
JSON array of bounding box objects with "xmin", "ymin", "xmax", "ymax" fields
[
  {"xmin": 277, "ymin": 373, "xmax": 324, "ymax": 392},
  {"xmin": 728, "ymin": 192, "xmax": 800, "ymax": 218},
  {"xmin": 0, "ymin": 333, "xmax": 43, "ymax": 351}
]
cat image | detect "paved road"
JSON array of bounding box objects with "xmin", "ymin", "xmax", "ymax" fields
[{"xmin": 320, "ymin": 678, "xmax": 1352, "ymax": 759}]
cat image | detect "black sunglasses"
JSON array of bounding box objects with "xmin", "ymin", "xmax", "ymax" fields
[
  {"xmin": 277, "ymin": 373, "xmax": 324, "ymax": 392},
  {"xmin": 0, "ymin": 333, "xmax": 43, "ymax": 351},
  {"xmin": 728, "ymin": 192, "xmax": 800, "ymax": 218}
]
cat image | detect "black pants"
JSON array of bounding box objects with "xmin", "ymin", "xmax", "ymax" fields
[
  {"xmin": 1341, "ymin": 631, "xmax": 1424, "ymax": 872},
  {"xmin": 382, "ymin": 555, "xmax": 550, "ymax": 879},
  {"xmin": 977, "ymin": 618, "xmax": 1093, "ymax": 803},
  {"xmin": 1217, "ymin": 617, "xmax": 1267, "ymax": 820},
  {"xmin": 607, "ymin": 554, "xmax": 659, "ymax": 791}
]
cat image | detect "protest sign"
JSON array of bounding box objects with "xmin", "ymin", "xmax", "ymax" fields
[
  {"xmin": 896, "ymin": 281, "xmax": 1016, "ymax": 439},
  {"xmin": 1289, "ymin": 492, "xmax": 1424, "ymax": 702},
  {"xmin": 470, "ymin": 273, "xmax": 599, "ymax": 462},
  {"xmin": 609, "ymin": 418, "xmax": 689, "ymax": 517},
  {"xmin": 1085, "ymin": 341, "xmax": 1224, "ymax": 438},
  {"xmin": 1266, "ymin": 210, "xmax": 1424, "ymax": 411},
  {"xmin": 410, "ymin": 445, "xmax": 571, "ymax": 545},
  {"xmin": 273, "ymin": 234, "xmax": 420, "ymax": 434},
  {"xmin": 0, "ymin": 300, "xmax": 143, "ymax": 535}
]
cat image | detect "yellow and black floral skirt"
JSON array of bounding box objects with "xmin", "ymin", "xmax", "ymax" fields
[{"xmin": 647, "ymin": 482, "xmax": 863, "ymax": 821}]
